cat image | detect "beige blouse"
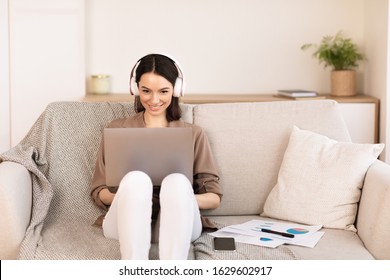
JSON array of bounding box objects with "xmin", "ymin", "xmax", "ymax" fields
[{"xmin": 90, "ymin": 112, "xmax": 222, "ymax": 228}]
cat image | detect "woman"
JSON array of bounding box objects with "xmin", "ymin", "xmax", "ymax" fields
[{"xmin": 90, "ymin": 54, "xmax": 222, "ymax": 260}]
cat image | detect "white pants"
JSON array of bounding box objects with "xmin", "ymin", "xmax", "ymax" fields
[{"xmin": 103, "ymin": 171, "xmax": 202, "ymax": 260}]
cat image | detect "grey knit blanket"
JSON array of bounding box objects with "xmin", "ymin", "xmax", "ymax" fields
[
  {"xmin": 0, "ymin": 101, "xmax": 297, "ymax": 260},
  {"xmin": 0, "ymin": 102, "xmax": 136, "ymax": 259}
]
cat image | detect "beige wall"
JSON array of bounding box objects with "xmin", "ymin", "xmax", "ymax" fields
[
  {"xmin": 0, "ymin": 0, "xmax": 10, "ymax": 152},
  {"xmin": 86, "ymin": 0, "xmax": 365, "ymax": 94},
  {"xmin": 6, "ymin": 0, "xmax": 85, "ymax": 147},
  {"xmin": 364, "ymin": 0, "xmax": 389, "ymax": 161}
]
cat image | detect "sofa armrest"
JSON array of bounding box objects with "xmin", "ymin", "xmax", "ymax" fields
[
  {"xmin": 357, "ymin": 160, "xmax": 390, "ymax": 260},
  {"xmin": 0, "ymin": 161, "xmax": 32, "ymax": 259}
]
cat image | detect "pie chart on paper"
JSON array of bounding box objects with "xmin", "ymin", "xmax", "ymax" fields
[{"xmin": 286, "ymin": 228, "xmax": 309, "ymax": 235}]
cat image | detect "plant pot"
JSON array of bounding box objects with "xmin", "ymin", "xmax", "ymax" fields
[{"xmin": 331, "ymin": 70, "xmax": 356, "ymax": 97}]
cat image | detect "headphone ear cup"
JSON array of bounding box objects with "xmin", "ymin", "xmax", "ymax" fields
[
  {"xmin": 130, "ymin": 76, "xmax": 139, "ymax": 95},
  {"xmin": 173, "ymin": 77, "xmax": 184, "ymax": 97}
]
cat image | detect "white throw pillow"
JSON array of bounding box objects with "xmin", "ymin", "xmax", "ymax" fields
[{"xmin": 262, "ymin": 126, "xmax": 384, "ymax": 231}]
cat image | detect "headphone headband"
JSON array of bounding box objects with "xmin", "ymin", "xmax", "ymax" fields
[{"xmin": 129, "ymin": 54, "xmax": 185, "ymax": 97}]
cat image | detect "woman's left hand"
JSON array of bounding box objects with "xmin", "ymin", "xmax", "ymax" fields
[{"xmin": 195, "ymin": 193, "xmax": 221, "ymax": 210}]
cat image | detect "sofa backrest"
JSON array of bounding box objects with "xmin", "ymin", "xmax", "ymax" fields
[
  {"xmin": 25, "ymin": 100, "xmax": 350, "ymax": 222},
  {"xmin": 194, "ymin": 100, "xmax": 351, "ymax": 216}
]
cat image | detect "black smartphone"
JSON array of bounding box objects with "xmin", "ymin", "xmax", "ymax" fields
[{"xmin": 213, "ymin": 237, "xmax": 236, "ymax": 251}]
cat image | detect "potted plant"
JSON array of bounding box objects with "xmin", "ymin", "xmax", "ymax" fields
[{"xmin": 301, "ymin": 31, "xmax": 365, "ymax": 96}]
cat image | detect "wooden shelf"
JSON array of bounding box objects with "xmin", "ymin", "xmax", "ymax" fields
[{"xmin": 82, "ymin": 93, "xmax": 378, "ymax": 104}]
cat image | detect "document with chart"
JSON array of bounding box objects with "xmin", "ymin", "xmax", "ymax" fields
[{"xmin": 209, "ymin": 219, "xmax": 324, "ymax": 248}]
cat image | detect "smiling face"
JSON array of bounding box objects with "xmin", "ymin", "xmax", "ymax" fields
[{"xmin": 138, "ymin": 72, "xmax": 174, "ymax": 121}]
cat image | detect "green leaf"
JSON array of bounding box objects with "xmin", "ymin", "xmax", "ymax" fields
[{"xmin": 301, "ymin": 31, "xmax": 365, "ymax": 70}]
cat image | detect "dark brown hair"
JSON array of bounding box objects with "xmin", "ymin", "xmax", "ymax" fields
[{"xmin": 133, "ymin": 54, "xmax": 182, "ymax": 121}]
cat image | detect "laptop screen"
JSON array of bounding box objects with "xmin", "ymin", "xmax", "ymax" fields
[{"xmin": 104, "ymin": 127, "xmax": 193, "ymax": 187}]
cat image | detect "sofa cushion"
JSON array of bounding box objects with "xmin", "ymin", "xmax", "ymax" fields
[
  {"xmin": 262, "ymin": 126, "xmax": 384, "ymax": 231},
  {"xmin": 194, "ymin": 100, "xmax": 351, "ymax": 216}
]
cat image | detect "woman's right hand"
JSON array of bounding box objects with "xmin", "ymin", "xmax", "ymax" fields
[{"xmin": 99, "ymin": 187, "xmax": 115, "ymax": 206}]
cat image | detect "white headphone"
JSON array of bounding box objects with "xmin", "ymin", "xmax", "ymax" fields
[{"xmin": 129, "ymin": 54, "xmax": 185, "ymax": 97}]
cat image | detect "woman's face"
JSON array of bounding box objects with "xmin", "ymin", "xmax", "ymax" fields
[{"xmin": 138, "ymin": 72, "xmax": 173, "ymax": 118}]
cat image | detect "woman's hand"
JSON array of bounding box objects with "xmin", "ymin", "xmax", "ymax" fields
[
  {"xmin": 99, "ymin": 187, "xmax": 115, "ymax": 206},
  {"xmin": 195, "ymin": 193, "xmax": 221, "ymax": 210}
]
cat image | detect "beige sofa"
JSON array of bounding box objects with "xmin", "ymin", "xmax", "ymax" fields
[{"xmin": 0, "ymin": 100, "xmax": 389, "ymax": 260}]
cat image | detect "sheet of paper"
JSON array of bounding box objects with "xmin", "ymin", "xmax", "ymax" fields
[
  {"xmin": 208, "ymin": 230, "xmax": 285, "ymax": 248},
  {"xmin": 285, "ymin": 231, "xmax": 325, "ymax": 248},
  {"xmin": 228, "ymin": 219, "xmax": 322, "ymax": 240},
  {"xmin": 209, "ymin": 219, "xmax": 324, "ymax": 248}
]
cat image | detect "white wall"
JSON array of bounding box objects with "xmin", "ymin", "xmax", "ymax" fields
[
  {"xmin": 0, "ymin": 0, "xmax": 10, "ymax": 153},
  {"xmin": 381, "ymin": 0, "xmax": 390, "ymax": 163},
  {"xmin": 86, "ymin": 0, "xmax": 365, "ymax": 94},
  {"xmin": 8, "ymin": 0, "xmax": 85, "ymax": 147},
  {"xmin": 364, "ymin": 0, "xmax": 389, "ymax": 162}
]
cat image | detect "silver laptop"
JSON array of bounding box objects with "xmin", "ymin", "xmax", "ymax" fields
[{"xmin": 104, "ymin": 127, "xmax": 193, "ymax": 187}]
